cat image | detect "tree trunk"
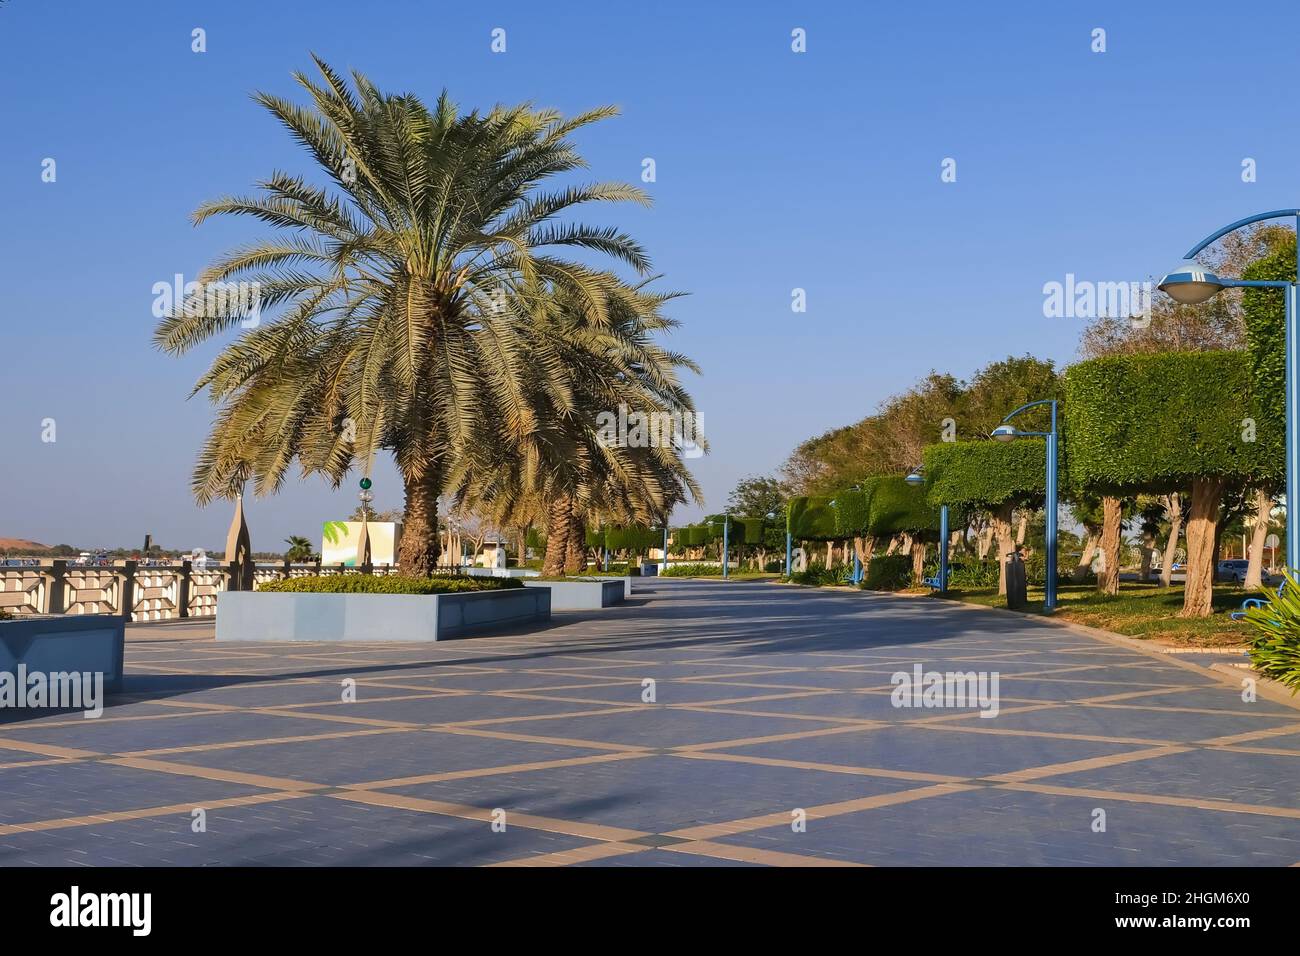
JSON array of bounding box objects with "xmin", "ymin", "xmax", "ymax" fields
[
  {"xmin": 397, "ymin": 462, "xmax": 442, "ymax": 577},
  {"xmin": 910, "ymin": 541, "xmax": 926, "ymax": 584},
  {"xmin": 1139, "ymin": 529, "xmax": 1156, "ymax": 582},
  {"xmin": 976, "ymin": 524, "xmax": 993, "ymax": 559},
  {"xmin": 1097, "ymin": 496, "xmax": 1122, "ymax": 596},
  {"xmin": 1072, "ymin": 533, "xmax": 1098, "ymax": 583},
  {"xmin": 1159, "ymin": 493, "xmax": 1183, "ymax": 588},
  {"xmin": 518, "ymin": 524, "xmax": 529, "ymax": 566},
  {"xmin": 1180, "ymin": 477, "xmax": 1226, "ymax": 618},
  {"xmin": 543, "ymin": 496, "xmax": 571, "ymax": 576},
  {"xmin": 992, "ymin": 502, "xmax": 1014, "ymax": 595},
  {"xmin": 565, "ymin": 504, "xmax": 587, "ymax": 574},
  {"xmin": 1015, "ymin": 513, "xmax": 1028, "ymax": 546},
  {"xmin": 1245, "ymin": 487, "xmax": 1272, "ymax": 589}
]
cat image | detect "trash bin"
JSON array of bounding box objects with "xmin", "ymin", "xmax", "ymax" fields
[{"xmin": 1005, "ymin": 550, "xmax": 1027, "ymax": 610}]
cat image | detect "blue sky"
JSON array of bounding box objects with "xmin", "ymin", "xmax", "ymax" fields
[{"xmin": 2, "ymin": 0, "xmax": 1299, "ymax": 550}]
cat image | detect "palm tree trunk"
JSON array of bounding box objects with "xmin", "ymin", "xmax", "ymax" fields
[
  {"xmin": 910, "ymin": 541, "xmax": 926, "ymax": 584},
  {"xmin": 1181, "ymin": 477, "xmax": 1225, "ymax": 618},
  {"xmin": 564, "ymin": 502, "xmax": 587, "ymax": 574},
  {"xmin": 398, "ymin": 461, "xmax": 442, "ymax": 577},
  {"xmin": 1097, "ymin": 496, "xmax": 1122, "ymax": 596},
  {"xmin": 543, "ymin": 497, "xmax": 571, "ymax": 576}
]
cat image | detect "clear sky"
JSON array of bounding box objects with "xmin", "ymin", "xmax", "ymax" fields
[{"xmin": 3, "ymin": 0, "xmax": 1299, "ymax": 551}]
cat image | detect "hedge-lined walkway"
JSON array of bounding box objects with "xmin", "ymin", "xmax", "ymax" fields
[{"xmin": 0, "ymin": 580, "xmax": 1297, "ymax": 866}]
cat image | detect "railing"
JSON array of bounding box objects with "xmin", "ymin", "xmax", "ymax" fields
[{"xmin": 0, "ymin": 559, "xmax": 400, "ymax": 622}]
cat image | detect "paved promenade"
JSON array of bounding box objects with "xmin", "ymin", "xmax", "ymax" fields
[{"xmin": 1, "ymin": 580, "xmax": 1297, "ymax": 866}]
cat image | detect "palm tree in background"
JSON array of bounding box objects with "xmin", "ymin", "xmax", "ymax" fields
[
  {"xmin": 283, "ymin": 535, "xmax": 315, "ymax": 563},
  {"xmin": 155, "ymin": 56, "xmax": 656, "ymax": 575}
]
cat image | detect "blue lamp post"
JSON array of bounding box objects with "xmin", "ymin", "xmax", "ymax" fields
[
  {"xmin": 992, "ymin": 399, "xmax": 1059, "ymax": 610},
  {"xmin": 1159, "ymin": 210, "xmax": 1300, "ymax": 571},
  {"xmin": 662, "ymin": 524, "xmax": 669, "ymax": 575},
  {"xmin": 785, "ymin": 507, "xmax": 793, "ymax": 577},
  {"xmin": 721, "ymin": 513, "xmax": 730, "ymax": 580},
  {"xmin": 905, "ymin": 469, "xmax": 945, "ymax": 591}
]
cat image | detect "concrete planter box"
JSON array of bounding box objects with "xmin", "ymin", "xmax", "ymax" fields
[
  {"xmin": 0, "ymin": 614, "xmax": 126, "ymax": 693},
  {"xmin": 522, "ymin": 578, "xmax": 626, "ymax": 610},
  {"xmin": 215, "ymin": 587, "xmax": 550, "ymax": 642}
]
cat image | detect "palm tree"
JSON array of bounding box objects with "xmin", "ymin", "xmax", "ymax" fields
[
  {"xmin": 155, "ymin": 57, "xmax": 653, "ymax": 575},
  {"xmin": 455, "ymin": 278, "xmax": 704, "ymax": 575},
  {"xmin": 284, "ymin": 535, "xmax": 314, "ymax": 563}
]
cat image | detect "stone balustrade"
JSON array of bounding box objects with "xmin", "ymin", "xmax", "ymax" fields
[{"xmin": 0, "ymin": 559, "xmax": 399, "ymax": 622}]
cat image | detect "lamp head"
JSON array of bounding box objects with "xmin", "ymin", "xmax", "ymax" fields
[
  {"xmin": 991, "ymin": 424, "xmax": 1018, "ymax": 442},
  {"xmin": 904, "ymin": 471, "xmax": 925, "ymax": 486},
  {"xmin": 1157, "ymin": 263, "xmax": 1225, "ymax": 305}
]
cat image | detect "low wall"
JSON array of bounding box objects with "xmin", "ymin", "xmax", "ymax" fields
[
  {"xmin": 522, "ymin": 578, "xmax": 626, "ymax": 610},
  {"xmin": 215, "ymin": 587, "xmax": 551, "ymax": 642},
  {"xmin": 0, "ymin": 614, "xmax": 126, "ymax": 693}
]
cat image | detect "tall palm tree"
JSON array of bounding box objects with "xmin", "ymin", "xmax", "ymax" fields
[{"xmin": 155, "ymin": 57, "xmax": 653, "ymax": 575}]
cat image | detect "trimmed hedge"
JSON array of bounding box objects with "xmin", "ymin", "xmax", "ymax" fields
[
  {"xmin": 867, "ymin": 476, "xmax": 941, "ymax": 537},
  {"xmin": 923, "ymin": 439, "xmax": 1046, "ymax": 510},
  {"xmin": 1062, "ymin": 351, "xmax": 1273, "ymax": 494},
  {"xmin": 832, "ymin": 485, "xmax": 874, "ymax": 536},
  {"xmin": 661, "ymin": 562, "xmax": 721, "ymax": 577},
  {"xmin": 605, "ymin": 524, "xmax": 661, "ymax": 551},
  {"xmin": 787, "ymin": 496, "xmax": 837, "ymax": 540},
  {"xmin": 1242, "ymin": 239, "xmax": 1290, "ymax": 485},
  {"xmin": 257, "ymin": 575, "xmax": 524, "ymax": 594}
]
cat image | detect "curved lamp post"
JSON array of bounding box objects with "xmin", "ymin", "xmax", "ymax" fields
[
  {"xmin": 1159, "ymin": 209, "xmax": 1300, "ymax": 571},
  {"xmin": 993, "ymin": 399, "xmax": 1058, "ymax": 610},
  {"xmin": 905, "ymin": 469, "xmax": 946, "ymax": 591},
  {"xmin": 785, "ymin": 506, "xmax": 793, "ymax": 577}
]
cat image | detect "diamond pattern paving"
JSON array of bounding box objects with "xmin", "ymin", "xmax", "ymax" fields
[{"xmin": 0, "ymin": 579, "xmax": 1296, "ymax": 866}]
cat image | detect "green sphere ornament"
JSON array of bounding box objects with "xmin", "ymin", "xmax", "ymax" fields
[{"xmin": 359, "ymin": 477, "xmax": 372, "ymax": 490}]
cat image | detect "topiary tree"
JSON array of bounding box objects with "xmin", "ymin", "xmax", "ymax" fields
[
  {"xmin": 923, "ymin": 439, "xmax": 1045, "ymax": 593},
  {"xmin": 866, "ymin": 475, "xmax": 942, "ymax": 583},
  {"xmin": 1063, "ymin": 351, "xmax": 1275, "ymax": 616},
  {"xmin": 787, "ymin": 495, "xmax": 840, "ymax": 568}
]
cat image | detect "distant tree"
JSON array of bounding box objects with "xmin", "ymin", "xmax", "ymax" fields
[
  {"xmin": 284, "ymin": 536, "xmax": 315, "ymax": 562},
  {"xmin": 726, "ymin": 475, "xmax": 789, "ymax": 517}
]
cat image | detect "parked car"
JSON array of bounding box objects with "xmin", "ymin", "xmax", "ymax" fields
[{"xmin": 1217, "ymin": 559, "xmax": 1277, "ymax": 585}]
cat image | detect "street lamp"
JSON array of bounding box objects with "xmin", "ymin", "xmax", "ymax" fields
[
  {"xmin": 721, "ymin": 512, "xmax": 731, "ymax": 580},
  {"xmin": 905, "ymin": 468, "xmax": 947, "ymax": 591},
  {"xmin": 993, "ymin": 400, "xmax": 1059, "ymax": 610},
  {"xmin": 784, "ymin": 505, "xmax": 793, "ymax": 577},
  {"xmin": 1160, "ymin": 209, "xmax": 1300, "ymax": 571}
]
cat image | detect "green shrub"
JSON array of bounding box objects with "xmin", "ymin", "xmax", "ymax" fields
[
  {"xmin": 1243, "ymin": 571, "xmax": 1300, "ymax": 693},
  {"xmin": 862, "ymin": 555, "xmax": 912, "ymax": 591},
  {"xmin": 257, "ymin": 575, "xmax": 523, "ymax": 594},
  {"xmin": 789, "ymin": 566, "xmax": 846, "ymax": 586},
  {"xmin": 924, "ymin": 557, "xmax": 999, "ymax": 589},
  {"xmin": 661, "ymin": 563, "xmax": 721, "ymax": 577}
]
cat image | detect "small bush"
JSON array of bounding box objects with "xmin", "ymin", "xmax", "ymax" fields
[
  {"xmin": 764, "ymin": 560, "xmax": 784, "ymax": 573},
  {"xmin": 924, "ymin": 557, "xmax": 998, "ymax": 589},
  {"xmin": 789, "ymin": 566, "xmax": 846, "ymax": 587},
  {"xmin": 661, "ymin": 563, "xmax": 721, "ymax": 577},
  {"xmin": 1243, "ymin": 571, "xmax": 1300, "ymax": 693},
  {"xmin": 862, "ymin": 555, "xmax": 912, "ymax": 591},
  {"xmin": 257, "ymin": 575, "xmax": 523, "ymax": 594}
]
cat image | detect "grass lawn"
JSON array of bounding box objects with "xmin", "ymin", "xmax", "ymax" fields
[{"xmin": 935, "ymin": 581, "xmax": 1262, "ymax": 648}]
